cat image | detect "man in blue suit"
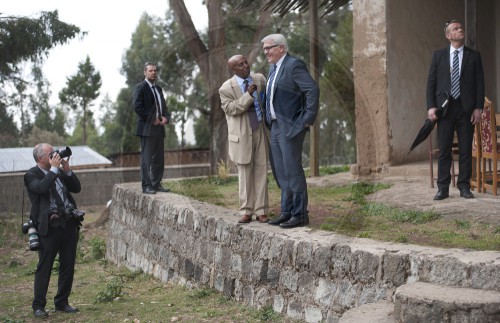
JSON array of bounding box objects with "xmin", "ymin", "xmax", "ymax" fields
[
  {"xmin": 262, "ymin": 34, "xmax": 319, "ymax": 228},
  {"xmin": 133, "ymin": 62, "xmax": 171, "ymax": 194},
  {"xmin": 427, "ymin": 20, "xmax": 484, "ymax": 200}
]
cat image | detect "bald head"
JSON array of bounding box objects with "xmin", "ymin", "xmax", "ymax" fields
[{"xmin": 228, "ymin": 55, "xmax": 250, "ymax": 79}]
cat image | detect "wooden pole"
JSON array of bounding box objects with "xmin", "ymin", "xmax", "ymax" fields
[
  {"xmin": 309, "ymin": 0, "xmax": 320, "ymax": 176},
  {"xmin": 465, "ymin": 0, "xmax": 476, "ymax": 49}
]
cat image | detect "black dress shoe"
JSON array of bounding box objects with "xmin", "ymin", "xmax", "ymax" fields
[
  {"xmin": 155, "ymin": 186, "xmax": 170, "ymax": 193},
  {"xmin": 55, "ymin": 304, "xmax": 79, "ymax": 313},
  {"xmin": 268, "ymin": 213, "xmax": 291, "ymax": 225},
  {"xmin": 459, "ymin": 188, "xmax": 474, "ymax": 199},
  {"xmin": 34, "ymin": 308, "xmax": 48, "ymax": 318},
  {"xmin": 143, "ymin": 187, "xmax": 156, "ymax": 194},
  {"xmin": 279, "ymin": 216, "xmax": 309, "ymax": 228},
  {"xmin": 433, "ymin": 190, "xmax": 449, "ymax": 200}
]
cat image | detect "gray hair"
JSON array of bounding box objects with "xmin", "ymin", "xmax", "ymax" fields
[
  {"xmin": 261, "ymin": 34, "xmax": 289, "ymax": 52},
  {"xmin": 33, "ymin": 143, "xmax": 47, "ymax": 162}
]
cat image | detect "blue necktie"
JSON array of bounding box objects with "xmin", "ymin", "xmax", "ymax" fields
[
  {"xmin": 451, "ymin": 50, "xmax": 460, "ymax": 99},
  {"xmin": 265, "ymin": 64, "xmax": 277, "ymax": 124}
]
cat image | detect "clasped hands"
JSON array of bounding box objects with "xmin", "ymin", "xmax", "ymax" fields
[{"xmin": 153, "ymin": 116, "xmax": 168, "ymax": 126}]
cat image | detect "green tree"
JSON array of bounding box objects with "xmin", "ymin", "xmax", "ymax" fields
[
  {"xmin": 0, "ymin": 101, "xmax": 18, "ymax": 147},
  {"xmin": 0, "ymin": 11, "xmax": 82, "ymax": 147},
  {"xmin": 0, "ymin": 10, "xmax": 82, "ymax": 80},
  {"xmin": 319, "ymin": 8, "xmax": 355, "ymax": 164},
  {"xmin": 59, "ymin": 56, "xmax": 102, "ymax": 145},
  {"xmin": 30, "ymin": 63, "xmax": 66, "ymax": 138},
  {"xmin": 97, "ymin": 88, "xmax": 138, "ymax": 156}
]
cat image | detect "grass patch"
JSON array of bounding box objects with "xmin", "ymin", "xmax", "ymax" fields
[
  {"xmin": 0, "ymin": 214, "xmax": 291, "ymax": 322},
  {"xmin": 166, "ymin": 169, "xmax": 500, "ymax": 251}
]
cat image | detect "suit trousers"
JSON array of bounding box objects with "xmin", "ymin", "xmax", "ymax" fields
[
  {"xmin": 32, "ymin": 221, "xmax": 79, "ymax": 310},
  {"xmin": 270, "ymin": 120, "xmax": 308, "ymax": 217},
  {"xmin": 236, "ymin": 123, "xmax": 269, "ymax": 216},
  {"xmin": 140, "ymin": 135, "xmax": 165, "ymax": 190},
  {"xmin": 437, "ymin": 99, "xmax": 474, "ymax": 190}
]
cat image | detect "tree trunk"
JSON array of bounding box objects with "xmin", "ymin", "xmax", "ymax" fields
[
  {"xmin": 170, "ymin": 0, "xmax": 229, "ymax": 174},
  {"xmin": 168, "ymin": 0, "xmax": 271, "ymax": 174}
]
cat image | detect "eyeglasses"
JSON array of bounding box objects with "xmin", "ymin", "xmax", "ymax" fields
[{"xmin": 263, "ymin": 45, "xmax": 280, "ymax": 52}]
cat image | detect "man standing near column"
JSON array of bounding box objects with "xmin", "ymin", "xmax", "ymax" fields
[
  {"xmin": 427, "ymin": 20, "xmax": 484, "ymax": 200},
  {"xmin": 262, "ymin": 34, "xmax": 319, "ymax": 228},
  {"xmin": 133, "ymin": 62, "xmax": 171, "ymax": 194},
  {"xmin": 219, "ymin": 54, "xmax": 269, "ymax": 224}
]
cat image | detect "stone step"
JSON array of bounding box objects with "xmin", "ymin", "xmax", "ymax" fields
[
  {"xmin": 339, "ymin": 300, "xmax": 396, "ymax": 323},
  {"xmin": 394, "ymin": 282, "xmax": 500, "ymax": 323}
]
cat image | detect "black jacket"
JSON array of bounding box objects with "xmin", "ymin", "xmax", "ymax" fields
[
  {"xmin": 426, "ymin": 45, "xmax": 485, "ymax": 115},
  {"xmin": 24, "ymin": 166, "xmax": 81, "ymax": 236}
]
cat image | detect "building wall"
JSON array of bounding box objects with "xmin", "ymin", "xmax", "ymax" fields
[
  {"xmin": 353, "ymin": 0, "xmax": 499, "ymax": 172},
  {"xmin": 0, "ymin": 164, "xmax": 209, "ymax": 214},
  {"xmin": 386, "ymin": 0, "xmax": 463, "ymax": 164}
]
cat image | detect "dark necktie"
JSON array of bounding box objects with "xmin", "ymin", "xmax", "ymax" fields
[
  {"xmin": 243, "ymin": 80, "xmax": 259, "ymax": 130},
  {"xmin": 451, "ymin": 50, "xmax": 460, "ymax": 99},
  {"xmin": 265, "ymin": 64, "xmax": 277, "ymax": 124},
  {"xmin": 50, "ymin": 180, "xmax": 65, "ymax": 208},
  {"xmin": 151, "ymin": 85, "xmax": 161, "ymax": 119}
]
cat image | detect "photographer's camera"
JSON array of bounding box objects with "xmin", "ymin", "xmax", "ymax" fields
[
  {"xmin": 49, "ymin": 146, "xmax": 72, "ymax": 159},
  {"xmin": 49, "ymin": 204, "xmax": 85, "ymax": 228},
  {"xmin": 22, "ymin": 220, "xmax": 40, "ymax": 251}
]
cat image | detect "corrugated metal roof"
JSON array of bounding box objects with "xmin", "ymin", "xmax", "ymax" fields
[
  {"xmin": 0, "ymin": 146, "xmax": 112, "ymax": 173},
  {"xmin": 236, "ymin": 0, "xmax": 350, "ymax": 17}
]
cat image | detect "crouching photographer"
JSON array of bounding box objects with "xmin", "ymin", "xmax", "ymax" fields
[{"xmin": 24, "ymin": 143, "xmax": 83, "ymax": 318}]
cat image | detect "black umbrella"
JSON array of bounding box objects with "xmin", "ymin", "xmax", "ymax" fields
[{"xmin": 408, "ymin": 91, "xmax": 450, "ymax": 154}]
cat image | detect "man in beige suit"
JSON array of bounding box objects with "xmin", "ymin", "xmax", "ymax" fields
[{"xmin": 219, "ymin": 54, "xmax": 269, "ymax": 224}]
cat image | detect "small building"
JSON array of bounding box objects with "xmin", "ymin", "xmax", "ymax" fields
[{"xmin": 0, "ymin": 146, "xmax": 112, "ymax": 173}]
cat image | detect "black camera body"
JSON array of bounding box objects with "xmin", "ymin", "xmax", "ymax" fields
[
  {"xmin": 49, "ymin": 203, "xmax": 85, "ymax": 227},
  {"xmin": 49, "ymin": 146, "xmax": 72, "ymax": 159},
  {"xmin": 65, "ymin": 203, "xmax": 85, "ymax": 222},
  {"xmin": 22, "ymin": 220, "xmax": 40, "ymax": 251}
]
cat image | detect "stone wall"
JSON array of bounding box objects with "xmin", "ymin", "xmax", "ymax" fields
[
  {"xmin": 107, "ymin": 183, "xmax": 500, "ymax": 322},
  {"xmin": 0, "ymin": 164, "xmax": 209, "ymax": 214}
]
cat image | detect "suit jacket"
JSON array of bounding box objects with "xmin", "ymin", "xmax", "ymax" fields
[
  {"xmin": 24, "ymin": 166, "xmax": 81, "ymax": 236},
  {"xmin": 133, "ymin": 81, "xmax": 170, "ymax": 137},
  {"xmin": 426, "ymin": 45, "xmax": 485, "ymax": 115},
  {"xmin": 219, "ymin": 72, "xmax": 267, "ymax": 164},
  {"xmin": 268, "ymin": 54, "xmax": 319, "ymax": 138}
]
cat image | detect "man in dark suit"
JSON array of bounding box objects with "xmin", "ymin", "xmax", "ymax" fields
[
  {"xmin": 262, "ymin": 34, "xmax": 319, "ymax": 228},
  {"xmin": 24, "ymin": 143, "xmax": 82, "ymax": 318},
  {"xmin": 133, "ymin": 62, "xmax": 171, "ymax": 194},
  {"xmin": 427, "ymin": 19, "xmax": 485, "ymax": 200}
]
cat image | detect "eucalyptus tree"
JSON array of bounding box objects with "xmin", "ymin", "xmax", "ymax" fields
[
  {"xmin": 0, "ymin": 10, "xmax": 82, "ymax": 147},
  {"xmin": 59, "ymin": 56, "xmax": 102, "ymax": 145}
]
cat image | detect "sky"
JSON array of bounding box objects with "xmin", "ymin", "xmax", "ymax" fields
[{"xmin": 2, "ymin": 0, "xmax": 208, "ymax": 142}]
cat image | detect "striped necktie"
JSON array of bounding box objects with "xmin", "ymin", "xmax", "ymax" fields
[
  {"xmin": 265, "ymin": 64, "xmax": 277, "ymax": 124},
  {"xmin": 451, "ymin": 50, "xmax": 460, "ymax": 99}
]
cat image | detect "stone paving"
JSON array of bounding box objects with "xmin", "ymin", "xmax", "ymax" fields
[{"xmin": 307, "ymin": 161, "xmax": 500, "ymax": 225}]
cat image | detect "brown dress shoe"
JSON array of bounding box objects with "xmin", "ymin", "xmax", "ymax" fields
[
  {"xmin": 256, "ymin": 215, "xmax": 269, "ymax": 223},
  {"xmin": 238, "ymin": 214, "xmax": 252, "ymax": 223}
]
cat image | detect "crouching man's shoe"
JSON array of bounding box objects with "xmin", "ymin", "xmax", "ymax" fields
[
  {"xmin": 55, "ymin": 304, "xmax": 79, "ymax": 313},
  {"xmin": 433, "ymin": 189, "xmax": 449, "ymax": 200}
]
